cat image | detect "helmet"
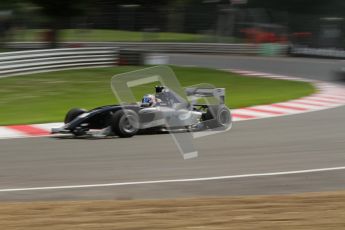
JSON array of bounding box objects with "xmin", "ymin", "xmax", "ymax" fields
[{"xmin": 142, "ymin": 94, "xmax": 156, "ymax": 106}]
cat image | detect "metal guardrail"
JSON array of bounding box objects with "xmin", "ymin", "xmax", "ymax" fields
[
  {"xmin": 0, "ymin": 47, "xmax": 118, "ymax": 78},
  {"xmin": 0, "ymin": 42, "xmax": 288, "ymax": 77},
  {"xmin": 5, "ymin": 42, "xmax": 288, "ymax": 55},
  {"xmin": 289, "ymin": 47, "xmax": 345, "ymax": 59},
  {"xmin": 99, "ymin": 42, "xmax": 261, "ymax": 54}
]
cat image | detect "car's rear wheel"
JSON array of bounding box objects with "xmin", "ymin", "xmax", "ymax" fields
[
  {"xmin": 111, "ymin": 110, "xmax": 139, "ymax": 138},
  {"xmin": 64, "ymin": 108, "xmax": 86, "ymax": 124},
  {"xmin": 204, "ymin": 105, "xmax": 232, "ymax": 129},
  {"xmin": 217, "ymin": 106, "xmax": 232, "ymax": 128}
]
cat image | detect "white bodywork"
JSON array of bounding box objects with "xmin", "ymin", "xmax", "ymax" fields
[{"xmin": 139, "ymin": 105, "xmax": 202, "ymax": 129}]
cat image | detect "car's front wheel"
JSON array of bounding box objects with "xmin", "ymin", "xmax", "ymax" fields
[
  {"xmin": 111, "ymin": 110, "xmax": 139, "ymax": 138},
  {"xmin": 64, "ymin": 108, "xmax": 86, "ymax": 124}
]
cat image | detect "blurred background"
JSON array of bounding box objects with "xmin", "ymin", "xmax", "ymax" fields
[{"xmin": 0, "ymin": 0, "xmax": 344, "ymax": 50}]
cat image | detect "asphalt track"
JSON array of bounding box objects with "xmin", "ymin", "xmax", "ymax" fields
[
  {"xmin": 0, "ymin": 54, "xmax": 344, "ymax": 201},
  {"xmin": 169, "ymin": 54, "xmax": 345, "ymax": 83}
]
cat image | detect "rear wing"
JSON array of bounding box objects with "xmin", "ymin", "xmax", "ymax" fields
[{"xmin": 185, "ymin": 87, "xmax": 226, "ymax": 105}]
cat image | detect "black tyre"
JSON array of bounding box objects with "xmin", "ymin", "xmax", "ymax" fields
[
  {"xmin": 204, "ymin": 105, "xmax": 232, "ymax": 129},
  {"xmin": 64, "ymin": 108, "xmax": 87, "ymax": 124},
  {"xmin": 111, "ymin": 110, "xmax": 139, "ymax": 138},
  {"xmin": 216, "ymin": 105, "xmax": 232, "ymax": 128}
]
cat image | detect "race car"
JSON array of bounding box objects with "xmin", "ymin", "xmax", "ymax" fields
[{"xmin": 51, "ymin": 86, "xmax": 232, "ymax": 138}]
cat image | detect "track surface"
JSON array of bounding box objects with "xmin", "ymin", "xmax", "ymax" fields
[
  {"xmin": 1, "ymin": 54, "xmax": 344, "ymax": 201},
  {"xmin": 169, "ymin": 54, "xmax": 345, "ymax": 83}
]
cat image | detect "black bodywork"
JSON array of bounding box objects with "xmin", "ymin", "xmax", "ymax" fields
[{"xmin": 64, "ymin": 104, "xmax": 139, "ymax": 134}]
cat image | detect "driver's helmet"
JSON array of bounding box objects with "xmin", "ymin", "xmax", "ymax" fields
[{"xmin": 141, "ymin": 94, "xmax": 156, "ymax": 106}]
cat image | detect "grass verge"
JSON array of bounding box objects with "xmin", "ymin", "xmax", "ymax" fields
[
  {"xmin": 12, "ymin": 29, "xmax": 208, "ymax": 42},
  {"xmin": 0, "ymin": 191, "xmax": 344, "ymax": 229},
  {"xmin": 0, "ymin": 66, "xmax": 315, "ymax": 125}
]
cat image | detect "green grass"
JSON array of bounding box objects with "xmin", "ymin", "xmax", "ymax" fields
[
  {"xmin": 0, "ymin": 66, "xmax": 315, "ymax": 125},
  {"xmin": 0, "ymin": 49, "xmax": 10, "ymax": 53},
  {"xmin": 11, "ymin": 29, "xmax": 241, "ymax": 43},
  {"xmin": 12, "ymin": 29, "xmax": 207, "ymax": 42}
]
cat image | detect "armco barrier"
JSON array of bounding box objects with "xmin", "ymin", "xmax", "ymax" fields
[
  {"xmin": 101, "ymin": 42, "xmax": 261, "ymax": 54},
  {"xmin": 5, "ymin": 42, "xmax": 288, "ymax": 55},
  {"xmin": 289, "ymin": 47, "xmax": 345, "ymax": 59},
  {"xmin": 0, "ymin": 47, "xmax": 118, "ymax": 78},
  {"xmin": 0, "ymin": 43, "xmax": 288, "ymax": 77}
]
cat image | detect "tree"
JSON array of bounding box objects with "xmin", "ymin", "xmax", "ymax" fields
[
  {"xmin": 247, "ymin": 0, "xmax": 345, "ymax": 15},
  {"xmin": 28, "ymin": 0, "xmax": 86, "ymax": 47}
]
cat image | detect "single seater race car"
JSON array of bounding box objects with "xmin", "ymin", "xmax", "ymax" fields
[{"xmin": 52, "ymin": 86, "xmax": 232, "ymax": 138}]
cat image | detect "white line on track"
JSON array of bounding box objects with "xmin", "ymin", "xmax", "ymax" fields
[{"xmin": 1, "ymin": 166, "xmax": 345, "ymax": 193}]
